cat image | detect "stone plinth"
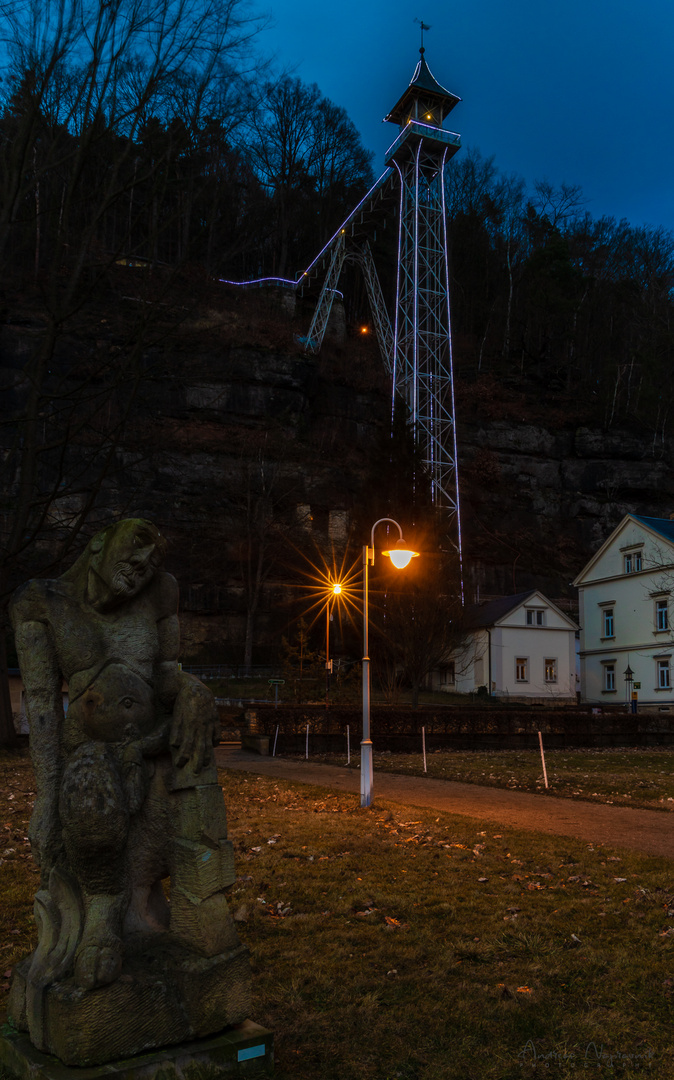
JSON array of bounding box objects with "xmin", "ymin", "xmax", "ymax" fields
[
  {"xmin": 0, "ymin": 1019, "xmax": 273, "ymax": 1080},
  {"xmin": 8, "ymin": 935, "xmax": 251, "ymax": 1067}
]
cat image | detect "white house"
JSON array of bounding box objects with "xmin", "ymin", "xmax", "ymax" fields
[
  {"xmin": 433, "ymin": 590, "xmax": 578, "ymax": 701},
  {"xmin": 573, "ymin": 514, "xmax": 674, "ymax": 708}
]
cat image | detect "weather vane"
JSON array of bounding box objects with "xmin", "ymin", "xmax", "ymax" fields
[{"xmin": 414, "ymin": 17, "xmax": 431, "ymax": 54}]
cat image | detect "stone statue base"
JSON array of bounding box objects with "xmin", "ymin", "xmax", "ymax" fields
[
  {"xmin": 8, "ymin": 934, "xmax": 252, "ymax": 1067},
  {"xmin": 6, "ymin": 759, "xmax": 254, "ymax": 1067},
  {"xmin": 0, "ymin": 1019, "xmax": 273, "ymax": 1080}
]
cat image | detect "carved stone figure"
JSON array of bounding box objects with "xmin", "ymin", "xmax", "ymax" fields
[{"xmin": 7, "ymin": 520, "xmax": 250, "ymax": 1066}]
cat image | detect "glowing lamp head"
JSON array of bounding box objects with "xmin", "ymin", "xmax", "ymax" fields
[
  {"xmin": 383, "ymin": 539, "xmax": 419, "ymax": 570},
  {"xmin": 332, "ymin": 583, "xmax": 342, "ymax": 595}
]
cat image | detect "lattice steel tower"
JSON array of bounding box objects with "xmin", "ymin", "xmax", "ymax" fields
[{"xmin": 384, "ymin": 46, "xmax": 463, "ymax": 558}]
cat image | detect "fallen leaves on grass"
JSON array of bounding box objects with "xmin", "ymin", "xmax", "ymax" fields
[{"xmin": 384, "ymin": 916, "xmax": 409, "ymax": 930}]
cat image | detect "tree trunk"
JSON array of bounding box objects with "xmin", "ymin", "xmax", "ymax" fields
[
  {"xmin": 243, "ymin": 605, "xmax": 255, "ymax": 675},
  {"xmin": 0, "ymin": 629, "xmax": 19, "ymax": 748}
]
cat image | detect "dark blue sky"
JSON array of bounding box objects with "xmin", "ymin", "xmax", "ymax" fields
[{"xmin": 257, "ymin": 0, "xmax": 674, "ymax": 231}]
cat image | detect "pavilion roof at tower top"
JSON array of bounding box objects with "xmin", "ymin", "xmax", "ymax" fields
[{"xmin": 384, "ymin": 54, "xmax": 461, "ymax": 126}]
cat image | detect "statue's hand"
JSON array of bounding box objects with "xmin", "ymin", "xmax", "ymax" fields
[{"xmin": 169, "ymin": 676, "xmax": 219, "ymax": 774}]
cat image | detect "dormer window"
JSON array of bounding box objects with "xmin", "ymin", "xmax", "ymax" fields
[
  {"xmin": 624, "ymin": 550, "xmax": 642, "ymax": 574},
  {"xmin": 526, "ymin": 609, "xmax": 545, "ymax": 626}
]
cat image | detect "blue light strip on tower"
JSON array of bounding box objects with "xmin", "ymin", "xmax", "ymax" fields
[
  {"xmin": 218, "ymin": 275, "xmax": 299, "ymax": 287},
  {"xmin": 219, "ymin": 169, "xmax": 394, "ymax": 292},
  {"xmin": 412, "ymin": 141, "xmax": 422, "ymax": 433},
  {"xmin": 440, "ymin": 143, "xmax": 464, "ymax": 598},
  {"xmin": 391, "ymin": 159, "xmax": 405, "ymax": 415},
  {"xmin": 384, "ymin": 119, "xmax": 461, "ymax": 162}
]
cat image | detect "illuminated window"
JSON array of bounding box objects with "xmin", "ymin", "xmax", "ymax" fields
[
  {"xmin": 603, "ymin": 609, "xmax": 614, "ymax": 638},
  {"xmin": 544, "ymin": 659, "xmax": 557, "ymax": 683},
  {"xmin": 656, "ymin": 600, "xmax": 669, "ymax": 631},
  {"xmin": 515, "ymin": 658, "xmax": 528, "ymax": 682}
]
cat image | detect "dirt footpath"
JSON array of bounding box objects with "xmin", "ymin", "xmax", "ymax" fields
[{"xmin": 215, "ymin": 747, "xmax": 674, "ymax": 860}]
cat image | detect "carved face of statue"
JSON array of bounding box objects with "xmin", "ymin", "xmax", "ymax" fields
[
  {"xmin": 65, "ymin": 663, "xmax": 156, "ymax": 745},
  {"xmin": 88, "ymin": 520, "xmax": 166, "ymax": 610}
]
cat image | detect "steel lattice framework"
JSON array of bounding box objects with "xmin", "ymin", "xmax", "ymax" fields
[{"xmin": 389, "ymin": 132, "xmax": 461, "ymax": 553}]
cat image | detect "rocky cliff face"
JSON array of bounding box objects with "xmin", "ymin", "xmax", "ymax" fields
[
  {"xmin": 459, "ymin": 411, "xmax": 674, "ymax": 605},
  {"xmin": 4, "ymin": 285, "xmax": 674, "ymax": 663}
]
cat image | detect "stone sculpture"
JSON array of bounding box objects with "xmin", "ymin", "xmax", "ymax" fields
[{"xmin": 7, "ymin": 519, "xmax": 250, "ymax": 1066}]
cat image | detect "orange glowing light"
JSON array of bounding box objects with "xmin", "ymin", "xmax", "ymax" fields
[
  {"xmin": 382, "ymin": 539, "xmax": 419, "ymax": 569},
  {"xmin": 287, "ymin": 544, "xmax": 362, "ymax": 640}
]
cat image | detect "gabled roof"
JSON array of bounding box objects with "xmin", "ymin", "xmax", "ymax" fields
[
  {"xmin": 464, "ymin": 591, "xmax": 537, "ymax": 629},
  {"xmin": 384, "ymin": 53, "xmax": 461, "ymax": 126},
  {"xmin": 573, "ymin": 513, "xmax": 674, "ymax": 586},
  {"xmin": 632, "ymin": 515, "xmax": 674, "ymax": 543},
  {"xmin": 463, "ymin": 590, "xmax": 578, "ymax": 631}
]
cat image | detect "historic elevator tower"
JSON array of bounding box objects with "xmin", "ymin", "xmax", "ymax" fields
[{"xmin": 384, "ymin": 47, "xmax": 463, "ymax": 558}]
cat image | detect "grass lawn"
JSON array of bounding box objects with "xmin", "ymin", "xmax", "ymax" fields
[
  {"xmin": 1, "ymin": 748, "xmax": 673, "ymax": 1077},
  {"xmin": 286, "ymin": 746, "xmax": 674, "ymax": 813}
]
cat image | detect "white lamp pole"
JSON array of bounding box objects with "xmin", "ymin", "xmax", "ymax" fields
[
  {"xmin": 325, "ymin": 583, "xmax": 341, "ymax": 706},
  {"xmin": 361, "ymin": 518, "xmax": 418, "ymax": 807}
]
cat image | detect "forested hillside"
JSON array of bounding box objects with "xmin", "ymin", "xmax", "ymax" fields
[{"xmin": 2, "ymin": 0, "xmax": 674, "ymax": 742}]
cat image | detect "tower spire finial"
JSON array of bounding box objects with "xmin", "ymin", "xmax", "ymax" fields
[{"xmin": 414, "ymin": 17, "xmax": 431, "ymax": 55}]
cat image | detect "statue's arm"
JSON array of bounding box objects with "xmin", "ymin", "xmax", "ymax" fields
[
  {"xmin": 10, "ymin": 592, "xmax": 65, "ymax": 874},
  {"xmin": 153, "ymin": 574, "xmax": 219, "ymax": 773}
]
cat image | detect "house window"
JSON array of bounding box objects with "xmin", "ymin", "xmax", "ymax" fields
[
  {"xmin": 656, "ymin": 600, "xmax": 669, "ymax": 632},
  {"xmin": 544, "ymin": 658, "xmax": 557, "ymax": 683},
  {"xmin": 657, "ymin": 659, "xmax": 671, "ymax": 690},
  {"xmin": 440, "ymin": 662, "xmax": 455, "ymax": 686},
  {"xmin": 624, "ymin": 551, "xmax": 642, "ymax": 574},
  {"xmin": 603, "ymin": 664, "xmax": 616, "ymax": 692},
  {"xmin": 515, "ymin": 657, "xmax": 528, "ymax": 682},
  {"xmin": 603, "ymin": 608, "xmax": 614, "ymax": 638},
  {"xmin": 526, "ymin": 609, "xmax": 545, "ymax": 626}
]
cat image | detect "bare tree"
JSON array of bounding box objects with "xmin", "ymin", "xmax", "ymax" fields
[
  {"xmin": 0, "ymin": 0, "xmax": 266, "ymax": 745},
  {"xmin": 246, "ymin": 74, "xmax": 373, "ymax": 275},
  {"xmin": 531, "ymin": 179, "xmax": 586, "ymax": 233}
]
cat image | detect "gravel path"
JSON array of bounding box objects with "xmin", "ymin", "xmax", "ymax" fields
[{"xmin": 215, "ymin": 747, "xmax": 674, "ymax": 860}]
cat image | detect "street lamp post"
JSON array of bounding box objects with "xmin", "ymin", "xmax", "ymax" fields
[
  {"xmin": 624, "ymin": 663, "xmax": 634, "ymax": 712},
  {"xmin": 361, "ymin": 518, "xmax": 418, "ymax": 807},
  {"xmin": 325, "ymin": 583, "xmax": 341, "ymax": 706}
]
